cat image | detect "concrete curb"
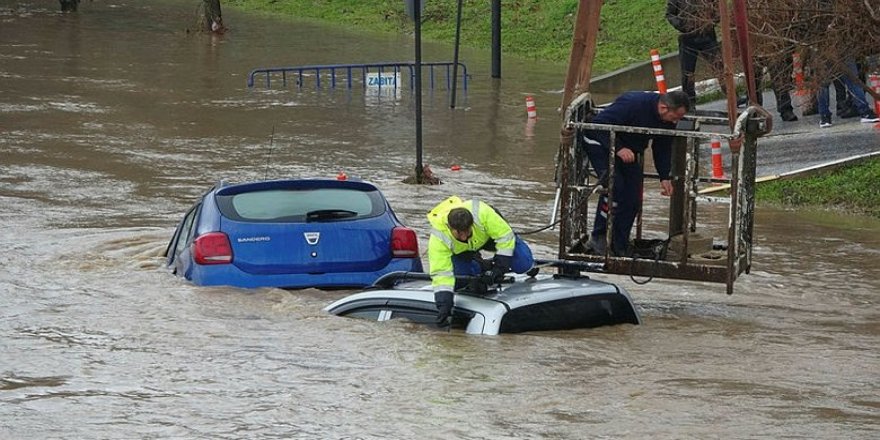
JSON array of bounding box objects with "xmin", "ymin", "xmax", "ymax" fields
[{"xmin": 698, "ymin": 150, "xmax": 880, "ymax": 194}]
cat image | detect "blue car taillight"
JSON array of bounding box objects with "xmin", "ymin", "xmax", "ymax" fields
[
  {"xmin": 391, "ymin": 227, "xmax": 419, "ymax": 258},
  {"xmin": 193, "ymin": 232, "xmax": 233, "ymax": 265}
]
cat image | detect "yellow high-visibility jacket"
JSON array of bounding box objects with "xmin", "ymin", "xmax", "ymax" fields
[{"xmin": 426, "ymin": 196, "xmax": 516, "ymax": 292}]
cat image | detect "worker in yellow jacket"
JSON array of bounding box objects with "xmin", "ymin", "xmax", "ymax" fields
[{"xmin": 427, "ymin": 196, "xmax": 535, "ymax": 326}]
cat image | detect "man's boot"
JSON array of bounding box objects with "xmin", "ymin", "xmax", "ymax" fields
[
  {"xmin": 780, "ymin": 109, "xmax": 798, "ymax": 122},
  {"xmin": 587, "ymin": 236, "xmax": 606, "ymax": 255}
]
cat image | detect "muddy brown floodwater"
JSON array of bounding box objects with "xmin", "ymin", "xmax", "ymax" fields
[{"xmin": 1, "ymin": 1, "xmax": 878, "ymax": 438}]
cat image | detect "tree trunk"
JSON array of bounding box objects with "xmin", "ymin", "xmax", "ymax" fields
[{"xmin": 203, "ymin": 0, "xmax": 224, "ymax": 32}]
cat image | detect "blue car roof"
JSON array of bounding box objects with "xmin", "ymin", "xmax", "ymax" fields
[{"xmin": 215, "ymin": 178, "xmax": 376, "ymax": 196}]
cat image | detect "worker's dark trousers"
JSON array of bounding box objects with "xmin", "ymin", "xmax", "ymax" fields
[{"xmin": 586, "ymin": 143, "xmax": 643, "ymax": 254}]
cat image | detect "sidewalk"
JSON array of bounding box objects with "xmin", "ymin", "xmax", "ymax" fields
[{"xmin": 698, "ymin": 90, "xmax": 880, "ymax": 178}]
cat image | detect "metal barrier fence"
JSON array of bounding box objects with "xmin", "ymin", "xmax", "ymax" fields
[{"xmin": 247, "ymin": 61, "xmax": 469, "ymax": 90}]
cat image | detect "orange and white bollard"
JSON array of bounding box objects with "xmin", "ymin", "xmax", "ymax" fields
[
  {"xmin": 869, "ymin": 73, "xmax": 880, "ymax": 117},
  {"xmin": 525, "ymin": 117, "xmax": 536, "ymax": 138},
  {"xmin": 649, "ymin": 49, "xmax": 667, "ymax": 94},
  {"xmin": 525, "ymin": 95, "xmax": 537, "ymax": 119},
  {"xmin": 711, "ymin": 139, "xmax": 724, "ymax": 179},
  {"xmin": 792, "ymin": 52, "xmax": 807, "ymax": 96}
]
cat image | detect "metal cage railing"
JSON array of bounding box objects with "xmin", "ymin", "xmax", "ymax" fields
[{"xmin": 554, "ymin": 92, "xmax": 769, "ymax": 294}]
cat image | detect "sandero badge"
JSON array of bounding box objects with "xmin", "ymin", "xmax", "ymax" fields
[{"xmin": 164, "ymin": 178, "xmax": 424, "ymax": 289}]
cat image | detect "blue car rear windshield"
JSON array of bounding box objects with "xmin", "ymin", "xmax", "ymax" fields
[{"xmin": 216, "ymin": 188, "xmax": 386, "ymax": 223}]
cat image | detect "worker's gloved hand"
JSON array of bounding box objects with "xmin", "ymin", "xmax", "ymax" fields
[
  {"xmin": 434, "ymin": 290, "xmax": 454, "ymax": 327},
  {"xmin": 479, "ymin": 267, "xmax": 506, "ymax": 286},
  {"xmin": 475, "ymin": 255, "xmax": 494, "ymax": 272},
  {"xmin": 476, "ymin": 254, "xmax": 511, "ymax": 287},
  {"xmin": 478, "ymin": 270, "xmax": 500, "ymax": 287},
  {"xmin": 490, "ymin": 255, "xmax": 512, "ymax": 280}
]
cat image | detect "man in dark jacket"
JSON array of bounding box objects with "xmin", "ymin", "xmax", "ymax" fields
[
  {"xmin": 666, "ymin": 0, "xmax": 724, "ymax": 109},
  {"xmin": 583, "ymin": 90, "xmax": 690, "ymax": 256}
]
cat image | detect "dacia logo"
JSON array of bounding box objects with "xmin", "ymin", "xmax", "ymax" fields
[{"xmin": 304, "ymin": 232, "xmax": 320, "ymax": 245}]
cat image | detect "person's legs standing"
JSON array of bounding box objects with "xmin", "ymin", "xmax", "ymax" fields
[
  {"xmin": 678, "ymin": 35, "xmax": 700, "ymax": 108},
  {"xmin": 839, "ymin": 61, "xmax": 879, "ymax": 121},
  {"xmin": 745, "ymin": 63, "xmax": 765, "ymax": 107},
  {"xmin": 585, "ymin": 139, "xmax": 612, "ymax": 250},
  {"xmin": 818, "ymin": 81, "xmax": 832, "ymax": 128},
  {"xmin": 591, "ymin": 191, "xmax": 613, "ymax": 248},
  {"xmin": 610, "ymin": 163, "xmax": 642, "ymax": 256},
  {"xmin": 701, "ymin": 38, "xmax": 728, "ymax": 98},
  {"xmin": 768, "ymin": 55, "xmax": 797, "ymax": 121},
  {"xmin": 833, "ymin": 77, "xmax": 856, "ymax": 117}
]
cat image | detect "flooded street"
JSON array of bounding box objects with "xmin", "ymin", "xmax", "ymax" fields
[{"xmin": 2, "ymin": 0, "xmax": 878, "ymax": 438}]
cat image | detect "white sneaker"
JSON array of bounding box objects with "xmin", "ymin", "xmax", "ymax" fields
[
  {"xmin": 819, "ymin": 115, "xmax": 832, "ymax": 128},
  {"xmin": 861, "ymin": 113, "xmax": 880, "ymax": 123}
]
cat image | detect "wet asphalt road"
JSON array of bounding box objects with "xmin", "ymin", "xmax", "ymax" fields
[{"xmin": 701, "ymin": 90, "xmax": 880, "ymax": 177}]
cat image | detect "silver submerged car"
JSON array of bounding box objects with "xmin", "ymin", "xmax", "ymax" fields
[{"xmin": 324, "ymin": 262, "xmax": 640, "ymax": 335}]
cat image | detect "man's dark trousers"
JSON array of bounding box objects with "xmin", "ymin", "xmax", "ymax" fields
[
  {"xmin": 678, "ymin": 33, "xmax": 722, "ymax": 106},
  {"xmin": 586, "ymin": 142, "xmax": 643, "ymax": 254}
]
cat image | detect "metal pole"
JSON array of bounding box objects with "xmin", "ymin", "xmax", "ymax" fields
[
  {"xmin": 718, "ymin": 0, "xmax": 739, "ymax": 135},
  {"xmin": 668, "ymin": 136, "xmax": 689, "ymax": 237},
  {"xmin": 450, "ymin": 0, "xmax": 463, "ymax": 108},
  {"xmin": 560, "ymin": 0, "xmax": 601, "ymax": 121},
  {"xmin": 414, "ymin": 0, "xmax": 424, "ymax": 183},
  {"xmin": 491, "ymin": 0, "xmax": 501, "ymax": 78}
]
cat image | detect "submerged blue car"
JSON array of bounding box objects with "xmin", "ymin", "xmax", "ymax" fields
[{"xmin": 164, "ymin": 178, "xmax": 423, "ymax": 289}]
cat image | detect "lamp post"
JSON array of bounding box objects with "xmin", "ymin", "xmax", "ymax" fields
[{"xmin": 406, "ymin": 0, "xmax": 425, "ymax": 183}]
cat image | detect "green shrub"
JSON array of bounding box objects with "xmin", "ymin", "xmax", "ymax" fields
[{"xmin": 756, "ymin": 158, "xmax": 880, "ymax": 217}]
